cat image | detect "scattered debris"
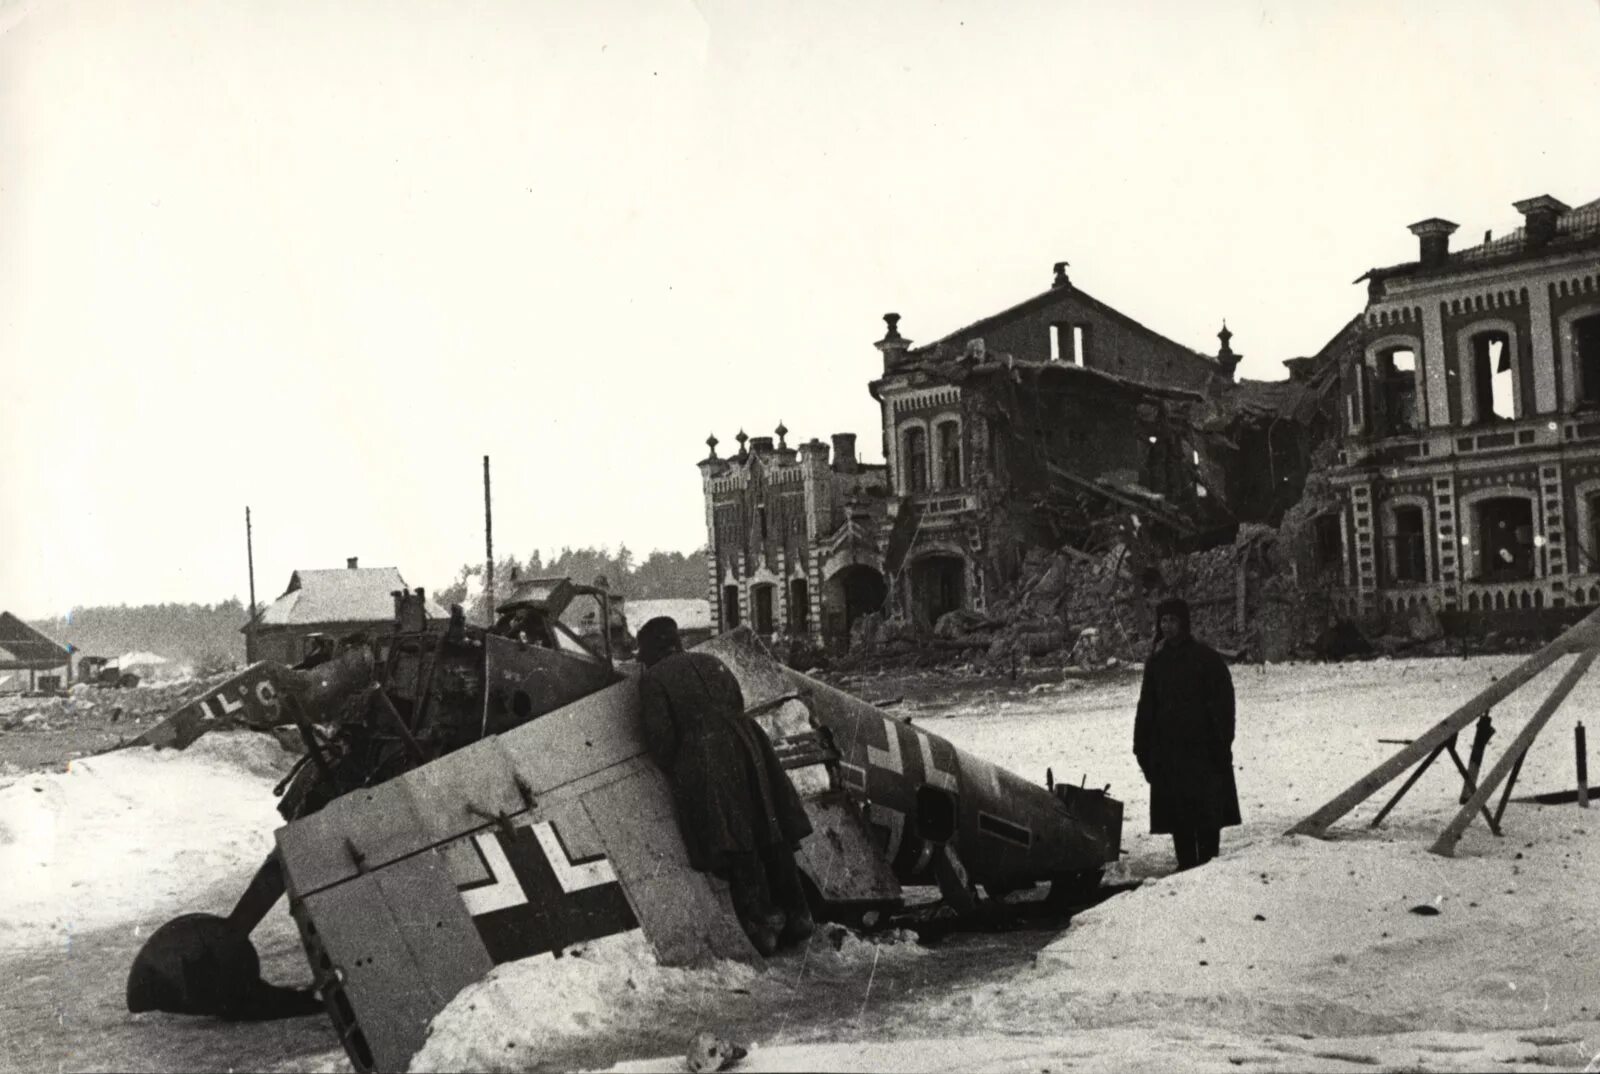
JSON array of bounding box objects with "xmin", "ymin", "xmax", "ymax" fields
[{"xmin": 685, "ymin": 1031, "xmax": 748, "ymax": 1073}]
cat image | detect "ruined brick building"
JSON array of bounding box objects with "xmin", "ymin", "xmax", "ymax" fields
[
  {"xmin": 698, "ymin": 263, "xmax": 1331, "ymax": 648},
  {"xmin": 1333, "ymin": 194, "xmax": 1600, "ymax": 630}
]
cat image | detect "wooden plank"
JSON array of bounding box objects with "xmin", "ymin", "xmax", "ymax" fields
[
  {"xmin": 1430, "ymin": 648, "xmax": 1599, "ymax": 857},
  {"xmin": 1368, "ymin": 741, "xmax": 1446, "ymax": 828},
  {"xmin": 1511, "ymin": 785, "xmax": 1600, "ymax": 805},
  {"xmin": 1442, "ymin": 743, "xmax": 1501, "ymax": 835},
  {"xmin": 1286, "ymin": 609, "xmax": 1600, "ymax": 838}
]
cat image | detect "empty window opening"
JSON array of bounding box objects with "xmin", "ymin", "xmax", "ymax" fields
[
  {"xmin": 757, "ymin": 504, "xmax": 769, "ymax": 542},
  {"xmin": 1578, "ymin": 315, "xmax": 1600, "ymax": 406},
  {"xmin": 936, "ymin": 421, "xmax": 962, "ymax": 490},
  {"xmin": 722, "ymin": 585, "xmax": 741, "ymax": 628},
  {"xmin": 789, "ymin": 579, "xmax": 809, "ymax": 632},
  {"xmin": 1471, "ymin": 497, "xmax": 1535, "ymax": 581},
  {"xmin": 1049, "ymin": 325, "xmax": 1062, "ymax": 362},
  {"xmin": 752, "ymin": 584, "xmax": 775, "ymax": 635},
  {"xmin": 828, "ymin": 564, "xmax": 887, "ymax": 640},
  {"xmin": 903, "ymin": 427, "xmax": 929, "ymax": 494},
  {"xmin": 1313, "ymin": 513, "xmax": 1344, "ymax": 579},
  {"xmin": 909, "ymin": 555, "xmax": 965, "ymax": 628},
  {"xmin": 1071, "ymin": 325, "xmax": 1086, "ymax": 366},
  {"xmin": 1387, "ymin": 505, "xmax": 1426, "ymax": 583},
  {"xmin": 1584, "ymin": 493, "xmax": 1600, "ymax": 574},
  {"xmin": 1470, "ymin": 331, "xmax": 1513, "ymax": 422},
  {"xmin": 1377, "ymin": 348, "xmax": 1418, "ymax": 435},
  {"xmin": 1349, "ymin": 364, "xmax": 1367, "ymax": 431}
]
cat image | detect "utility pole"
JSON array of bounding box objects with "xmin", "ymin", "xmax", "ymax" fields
[
  {"xmin": 245, "ymin": 506, "xmax": 258, "ymax": 664},
  {"xmin": 483, "ymin": 455, "xmax": 495, "ymax": 623}
]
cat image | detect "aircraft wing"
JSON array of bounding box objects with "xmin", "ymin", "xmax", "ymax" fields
[{"xmin": 276, "ymin": 676, "xmax": 760, "ymax": 1074}]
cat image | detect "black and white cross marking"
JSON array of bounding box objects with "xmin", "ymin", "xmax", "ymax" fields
[{"xmin": 455, "ymin": 819, "xmax": 638, "ymax": 964}]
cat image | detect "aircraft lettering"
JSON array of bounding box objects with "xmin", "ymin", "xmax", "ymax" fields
[{"xmin": 216, "ymin": 693, "xmax": 245, "ymax": 717}]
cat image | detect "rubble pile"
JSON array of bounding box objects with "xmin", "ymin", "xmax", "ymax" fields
[
  {"xmin": 0, "ymin": 675, "xmax": 235, "ymax": 734},
  {"xmin": 832, "ymin": 521, "xmax": 1356, "ymax": 675}
]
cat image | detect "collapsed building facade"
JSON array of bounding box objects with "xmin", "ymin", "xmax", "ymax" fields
[
  {"xmin": 1333, "ymin": 195, "xmax": 1600, "ymax": 631},
  {"xmin": 700, "ymin": 263, "xmax": 1339, "ymax": 650}
]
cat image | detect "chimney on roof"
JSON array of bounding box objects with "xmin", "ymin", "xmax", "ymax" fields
[
  {"xmin": 1513, "ymin": 195, "xmax": 1569, "ymax": 247},
  {"xmin": 1408, "ymin": 218, "xmax": 1459, "ymax": 269},
  {"xmin": 347, "ymin": 557, "xmax": 359, "ymax": 569},
  {"xmin": 831, "ymin": 433, "xmax": 858, "ymax": 473},
  {"xmin": 1053, "ymin": 261, "xmax": 1071, "ymax": 289},
  {"xmin": 1215, "ymin": 322, "xmax": 1240, "ymax": 381},
  {"xmin": 875, "ymin": 313, "xmax": 911, "ymax": 372}
]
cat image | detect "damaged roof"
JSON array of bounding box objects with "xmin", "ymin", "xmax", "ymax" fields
[
  {"xmin": 905, "ymin": 279, "xmax": 1216, "ymax": 370},
  {"xmin": 0, "ymin": 612, "xmax": 72, "ymax": 670},
  {"xmin": 1364, "ymin": 196, "xmax": 1600, "ymax": 286},
  {"xmin": 1188, "ymin": 315, "xmax": 1356, "ymax": 433},
  {"xmin": 253, "ymin": 567, "xmax": 447, "ymax": 629},
  {"xmin": 1230, "ymin": 378, "xmax": 1307, "ymax": 414},
  {"xmin": 875, "ymin": 344, "xmax": 1207, "ymax": 405}
]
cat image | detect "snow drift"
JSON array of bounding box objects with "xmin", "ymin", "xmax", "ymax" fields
[{"xmin": 0, "ymin": 732, "xmax": 295, "ymax": 952}]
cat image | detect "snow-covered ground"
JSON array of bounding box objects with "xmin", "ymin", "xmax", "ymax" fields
[
  {"xmin": 0, "ymin": 733, "xmax": 290, "ymax": 952},
  {"xmin": 4, "ymin": 653, "xmax": 1600, "ymax": 1072}
]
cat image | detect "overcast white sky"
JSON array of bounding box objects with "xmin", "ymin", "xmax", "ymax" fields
[{"xmin": 3, "ymin": 0, "xmax": 1599, "ymax": 619}]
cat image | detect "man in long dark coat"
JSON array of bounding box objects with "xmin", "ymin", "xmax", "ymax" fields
[
  {"xmin": 636, "ymin": 617, "xmax": 814, "ymax": 955},
  {"xmin": 1133, "ymin": 597, "xmax": 1241, "ymax": 870}
]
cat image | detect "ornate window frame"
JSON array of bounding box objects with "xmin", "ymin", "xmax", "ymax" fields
[
  {"xmin": 1457, "ymin": 486, "xmax": 1542, "ymax": 581},
  {"xmin": 896, "ymin": 418, "xmax": 932, "ymax": 495},
  {"xmin": 1363, "ymin": 334, "xmax": 1424, "ymax": 434},
  {"xmin": 1570, "ymin": 476, "xmax": 1600, "ymax": 576},
  {"xmin": 1558, "ymin": 303, "xmax": 1600, "ymax": 410},
  {"xmin": 1453, "ymin": 318, "xmax": 1522, "ymax": 423},
  {"xmin": 931, "ymin": 413, "xmax": 962, "ymax": 490},
  {"xmin": 1378, "ymin": 494, "xmax": 1433, "ymax": 586}
]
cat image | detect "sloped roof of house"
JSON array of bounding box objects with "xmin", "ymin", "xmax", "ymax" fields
[
  {"xmin": 877, "ymin": 344, "xmax": 1208, "ymax": 407},
  {"xmin": 0, "ymin": 612, "xmax": 72, "ymax": 669},
  {"xmin": 907, "ymin": 281, "xmax": 1213, "ymax": 365},
  {"xmin": 622, "ymin": 598, "xmax": 713, "ymax": 635},
  {"xmin": 253, "ymin": 567, "xmax": 447, "ymax": 629}
]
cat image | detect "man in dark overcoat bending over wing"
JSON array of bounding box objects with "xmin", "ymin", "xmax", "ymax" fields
[{"xmin": 636, "ymin": 617, "xmax": 814, "ymax": 954}]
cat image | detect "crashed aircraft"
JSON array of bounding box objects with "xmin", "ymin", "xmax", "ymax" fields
[{"xmin": 124, "ymin": 583, "xmax": 1122, "ymax": 1073}]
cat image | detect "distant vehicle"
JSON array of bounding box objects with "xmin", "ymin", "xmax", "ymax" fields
[
  {"xmin": 78, "ymin": 656, "xmax": 140, "ymax": 689},
  {"xmin": 123, "ymin": 582, "xmax": 1123, "ymax": 1074}
]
